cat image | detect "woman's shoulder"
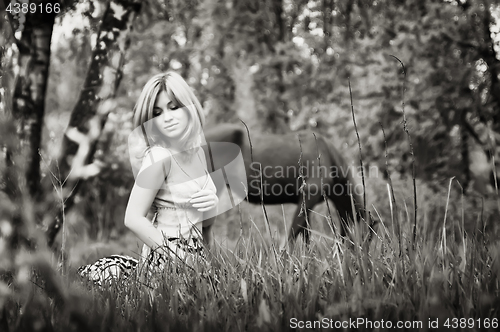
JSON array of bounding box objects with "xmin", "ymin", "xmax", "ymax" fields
[
  {"xmin": 146, "ymin": 145, "xmax": 173, "ymax": 160},
  {"xmin": 139, "ymin": 146, "xmax": 172, "ymax": 177}
]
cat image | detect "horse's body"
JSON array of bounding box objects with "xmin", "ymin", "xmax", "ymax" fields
[{"xmin": 203, "ymin": 123, "xmax": 364, "ymax": 241}]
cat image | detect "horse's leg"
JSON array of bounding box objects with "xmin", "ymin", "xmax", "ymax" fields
[
  {"xmin": 334, "ymin": 204, "xmax": 352, "ymax": 238},
  {"xmin": 329, "ymin": 186, "xmax": 367, "ymax": 240},
  {"xmin": 288, "ymin": 190, "xmax": 322, "ymax": 243},
  {"xmin": 289, "ymin": 205, "xmax": 310, "ymax": 243}
]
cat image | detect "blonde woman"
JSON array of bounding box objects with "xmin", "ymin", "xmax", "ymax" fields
[
  {"xmin": 127, "ymin": 71, "xmax": 218, "ymax": 268},
  {"xmin": 78, "ymin": 72, "xmax": 218, "ymax": 285}
]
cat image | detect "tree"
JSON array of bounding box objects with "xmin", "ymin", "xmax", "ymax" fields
[
  {"xmin": 45, "ymin": 0, "xmax": 142, "ymax": 246},
  {"xmin": 0, "ymin": 0, "xmax": 142, "ymax": 248},
  {"xmin": 4, "ymin": 0, "xmax": 58, "ymax": 198}
]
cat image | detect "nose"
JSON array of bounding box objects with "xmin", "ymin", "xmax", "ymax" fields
[{"xmin": 162, "ymin": 109, "xmax": 173, "ymax": 122}]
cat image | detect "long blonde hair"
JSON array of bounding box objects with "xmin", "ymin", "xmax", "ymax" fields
[{"xmin": 132, "ymin": 72, "xmax": 205, "ymax": 157}]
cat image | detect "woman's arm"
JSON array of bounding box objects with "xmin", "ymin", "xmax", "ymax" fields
[
  {"xmin": 196, "ymin": 147, "xmax": 218, "ymax": 247},
  {"xmin": 125, "ymin": 185, "xmax": 164, "ymax": 248},
  {"xmin": 124, "ymin": 147, "xmax": 171, "ymax": 249}
]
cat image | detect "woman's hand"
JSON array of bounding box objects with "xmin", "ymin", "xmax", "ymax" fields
[{"xmin": 189, "ymin": 190, "xmax": 218, "ymax": 212}]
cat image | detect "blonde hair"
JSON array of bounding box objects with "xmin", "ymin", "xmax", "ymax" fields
[{"xmin": 132, "ymin": 72, "xmax": 205, "ymax": 155}]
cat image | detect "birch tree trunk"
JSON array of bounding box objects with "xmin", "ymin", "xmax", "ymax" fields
[{"xmin": 45, "ymin": 0, "xmax": 142, "ymax": 247}]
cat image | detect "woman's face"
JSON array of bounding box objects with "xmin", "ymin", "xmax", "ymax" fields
[{"xmin": 152, "ymin": 90, "xmax": 190, "ymax": 145}]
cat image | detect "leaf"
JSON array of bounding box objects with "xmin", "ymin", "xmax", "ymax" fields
[
  {"xmin": 256, "ymin": 297, "xmax": 271, "ymax": 327},
  {"xmin": 240, "ymin": 278, "xmax": 248, "ymax": 304}
]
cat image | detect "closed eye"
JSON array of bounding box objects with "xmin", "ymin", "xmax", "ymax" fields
[
  {"xmin": 168, "ymin": 103, "xmax": 180, "ymax": 111},
  {"xmin": 153, "ymin": 103, "xmax": 180, "ymax": 116},
  {"xmin": 152, "ymin": 108, "xmax": 163, "ymax": 117}
]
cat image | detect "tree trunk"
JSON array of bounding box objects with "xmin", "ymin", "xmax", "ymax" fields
[
  {"xmin": 478, "ymin": 3, "xmax": 500, "ymax": 131},
  {"xmin": 269, "ymin": 0, "xmax": 289, "ymax": 133},
  {"xmin": 0, "ymin": 1, "xmax": 15, "ymax": 116},
  {"xmin": 473, "ymin": 2, "xmax": 500, "ymax": 189},
  {"xmin": 4, "ymin": 1, "xmax": 56, "ymax": 198},
  {"xmin": 233, "ymin": 57, "xmax": 258, "ymax": 129},
  {"xmin": 46, "ymin": 0, "xmax": 142, "ymax": 247}
]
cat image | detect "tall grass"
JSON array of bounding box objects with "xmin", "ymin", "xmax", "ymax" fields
[{"xmin": 1, "ymin": 194, "xmax": 499, "ymax": 331}]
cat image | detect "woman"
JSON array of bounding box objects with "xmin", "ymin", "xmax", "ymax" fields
[{"xmin": 78, "ymin": 72, "xmax": 218, "ymax": 285}]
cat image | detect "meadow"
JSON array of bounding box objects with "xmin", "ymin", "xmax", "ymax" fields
[{"xmin": 1, "ymin": 161, "xmax": 499, "ymax": 331}]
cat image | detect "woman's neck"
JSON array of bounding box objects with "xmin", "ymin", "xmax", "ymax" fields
[
  {"xmin": 153, "ymin": 138, "xmax": 183, "ymax": 153},
  {"xmin": 168, "ymin": 143, "xmax": 200, "ymax": 157},
  {"xmin": 158, "ymin": 132, "xmax": 203, "ymax": 154}
]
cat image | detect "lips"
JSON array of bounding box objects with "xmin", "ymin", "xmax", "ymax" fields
[{"xmin": 164, "ymin": 123, "xmax": 177, "ymax": 130}]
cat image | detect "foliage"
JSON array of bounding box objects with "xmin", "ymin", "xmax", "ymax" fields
[
  {"xmin": 107, "ymin": 0, "xmax": 500, "ymax": 191},
  {"xmin": 43, "ymin": 0, "xmax": 500, "ymax": 198}
]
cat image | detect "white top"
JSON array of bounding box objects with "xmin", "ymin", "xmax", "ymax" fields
[{"xmin": 137, "ymin": 146, "xmax": 216, "ymax": 260}]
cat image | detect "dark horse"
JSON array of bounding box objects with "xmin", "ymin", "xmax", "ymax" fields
[{"xmin": 203, "ymin": 123, "xmax": 365, "ymax": 241}]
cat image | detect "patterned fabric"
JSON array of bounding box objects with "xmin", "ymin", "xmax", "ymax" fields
[
  {"xmin": 137, "ymin": 237, "xmax": 208, "ymax": 287},
  {"xmin": 77, "ymin": 255, "xmax": 138, "ymax": 286},
  {"xmin": 78, "ymin": 239, "xmax": 207, "ymax": 287}
]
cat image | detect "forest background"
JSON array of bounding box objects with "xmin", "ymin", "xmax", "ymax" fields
[{"xmin": 1, "ymin": 0, "xmax": 500, "ymax": 311}]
